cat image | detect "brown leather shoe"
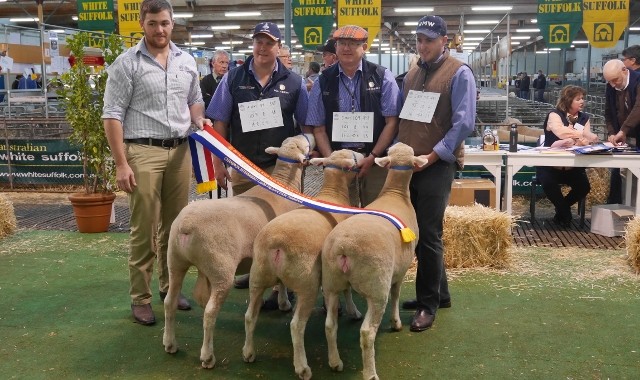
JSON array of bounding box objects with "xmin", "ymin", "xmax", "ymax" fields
[
  {"xmin": 402, "ymin": 299, "xmax": 452, "ymax": 310},
  {"xmin": 410, "ymin": 309, "xmax": 435, "ymax": 332},
  {"xmin": 159, "ymin": 291, "xmax": 191, "ymax": 311},
  {"xmin": 131, "ymin": 304, "xmax": 156, "ymax": 326}
]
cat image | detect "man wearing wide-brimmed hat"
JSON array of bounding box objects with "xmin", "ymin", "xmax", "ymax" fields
[
  {"xmin": 397, "ymin": 15, "xmax": 476, "ymax": 333},
  {"xmin": 307, "ymin": 25, "xmax": 401, "ymax": 207}
]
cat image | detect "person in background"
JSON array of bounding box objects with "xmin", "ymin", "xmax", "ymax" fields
[
  {"xmin": 200, "ymin": 49, "xmax": 230, "ymax": 109},
  {"xmin": 205, "ymin": 22, "xmax": 308, "ymax": 307},
  {"xmin": 307, "ymin": 25, "xmax": 401, "ymax": 207},
  {"xmin": 12, "ymin": 74, "xmax": 22, "ymax": 90},
  {"xmin": 102, "ymin": 0, "xmax": 209, "ymax": 326},
  {"xmin": 395, "ymin": 54, "xmax": 420, "ymax": 88},
  {"xmin": 397, "ymin": 15, "xmax": 476, "ymax": 333},
  {"xmin": 534, "ymin": 69, "xmax": 546, "ymax": 102},
  {"xmin": 622, "ymin": 45, "xmax": 640, "ymax": 72},
  {"xmin": 604, "ymin": 59, "xmax": 640, "ymax": 204},
  {"xmin": 520, "ymin": 71, "xmax": 530, "ymax": 100},
  {"xmin": 536, "ymin": 85, "xmax": 598, "ymax": 227},
  {"xmin": 305, "ymin": 61, "xmax": 320, "ymax": 92},
  {"xmin": 279, "ymin": 44, "xmax": 294, "ymax": 70},
  {"xmin": 316, "ymin": 38, "xmax": 338, "ymax": 70}
]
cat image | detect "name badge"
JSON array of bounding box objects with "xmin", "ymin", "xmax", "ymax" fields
[
  {"xmin": 574, "ymin": 123, "xmax": 584, "ymax": 131},
  {"xmin": 331, "ymin": 112, "xmax": 374, "ymax": 143},
  {"xmin": 238, "ymin": 98, "xmax": 284, "ymax": 133},
  {"xmin": 399, "ymin": 90, "xmax": 440, "ymax": 123}
]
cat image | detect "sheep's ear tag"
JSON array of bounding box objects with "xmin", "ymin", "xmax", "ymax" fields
[{"xmin": 400, "ymin": 228, "xmax": 416, "ymax": 242}]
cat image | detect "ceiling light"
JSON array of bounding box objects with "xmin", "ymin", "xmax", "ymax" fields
[
  {"xmin": 47, "ymin": 29, "xmax": 65, "ymax": 34},
  {"xmin": 184, "ymin": 41, "xmax": 205, "ymax": 46},
  {"xmin": 225, "ymin": 11, "xmax": 261, "ymax": 17},
  {"xmin": 463, "ymin": 37, "xmax": 484, "ymax": 41},
  {"xmin": 530, "ymin": 18, "xmax": 538, "ymax": 23},
  {"xmin": 211, "ymin": 25, "xmax": 240, "ymax": 30},
  {"xmin": 214, "ymin": 46, "xmax": 231, "ymax": 50},
  {"xmin": 295, "ymin": 44, "xmax": 302, "ymax": 48},
  {"xmin": 277, "ymin": 24, "xmax": 294, "ymax": 29},
  {"xmin": 10, "ymin": 18, "xmax": 39, "ymax": 22},
  {"xmin": 464, "ymin": 29, "xmax": 491, "ymax": 34},
  {"xmin": 238, "ymin": 49, "xmax": 253, "ymax": 53},
  {"xmin": 573, "ymin": 40, "xmax": 589, "ymax": 44},
  {"xmin": 191, "ymin": 34, "xmax": 213, "ymax": 38},
  {"xmin": 394, "ymin": 7, "xmax": 434, "ymax": 13},
  {"xmin": 516, "ymin": 28, "xmax": 540, "ymax": 33},
  {"xmin": 511, "ymin": 36, "xmax": 530, "ymax": 40},
  {"xmin": 404, "ymin": 21, "xmax": 418, "ymax": 26},
  {"xmin": 511, "ymin": 42, "xmax": 520, "ymax": 45},
  {"xmin": 471, "ymin": 6, "xmax": 513, "ymax": 11},
  {"xmin": 174, "ymin": 12, "xmax": 193, "ymax": 18},
  {"xmin": 630, "ymin": 27, "xmax": 640, "ymax": 31},
  {"xmin": 72, "ymin": 16, "xmax": 78, "ymax": 21},
  {"xmin": 466, "ymin": 20, "xmax": 500, "ymax": 25}
]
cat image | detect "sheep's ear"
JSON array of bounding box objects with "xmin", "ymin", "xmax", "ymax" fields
[
  {"xmin": 413, "ymin": 155, "xmax": 429, "ymax": 168},
  {"xmin": 309, "ymin": 158, "xmax": 326, "ymax": 166},
  {"xmin": 374, "ymin": 156, "xmax": 391, "ymax": 167},
  {"xmin": 265, "ymin": 146, "xmax": 279, "ymax": 155},
  {"xmin": 296, "ymin": 153, "xmax": 306, "ymax": 162}
]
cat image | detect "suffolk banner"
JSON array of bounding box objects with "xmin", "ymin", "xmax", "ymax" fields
[
  {"xmin": 117, "ymin": 0, "xmax": 144, "ymax": 47},
  {"xmin": 582, "ymin": 0, "xmax": 629, "ymax": 48},
  {"xmin": 537, "ymin": 0, "xmax": 582, "ymax": 49},
  {"xmin": 76, "ymin": 0, "xmax": 115, "ymax": 34},
  {"xmin": 337, "ymin": 0, "xmax": 381, "ymax": 48},
  {"xmin": 292, "ymin": 0, "xmax": 334, "ymax": 50}
]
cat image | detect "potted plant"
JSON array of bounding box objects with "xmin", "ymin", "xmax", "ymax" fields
[{"xmin": 55, "ymin": 32, "xmax": 124, "ymax": 233}]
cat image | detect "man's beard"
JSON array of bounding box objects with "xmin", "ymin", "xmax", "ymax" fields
[{"xmin": 146, "ymin": 34, "xmax": 170, "ymax": 49}]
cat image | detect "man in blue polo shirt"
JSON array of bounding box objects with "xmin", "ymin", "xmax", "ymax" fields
[{"xmin": 306, "ymin": 25, "xmax": 401, "ymax": 207}]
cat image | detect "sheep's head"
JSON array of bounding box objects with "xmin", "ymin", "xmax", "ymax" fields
[
  {"xmin": 265, "ymin": 135, "xmax": 313, "ymax": 163},
  {"xmin": 309, "ymin": 149, "xmax": 364, "ymax": 171},
  {"xmin": 374, "ymin": 142, "xmax": 428, "ymax": 169}
]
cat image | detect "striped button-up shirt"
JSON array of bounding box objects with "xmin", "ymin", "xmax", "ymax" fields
[{"xmin": 102, "ymin": 39, "xmax": 203, "ymax": 139}]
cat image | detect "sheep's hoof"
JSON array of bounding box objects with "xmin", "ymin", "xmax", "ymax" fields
[
  {"xmin": 366, "ymin": 375, "xmax": 379, "ymax": 380},
  {"xmin": 329, "ymin": 360, "xmax": 343, "ymax": 372},
  {"xmin": 391, "ymin": 320, "xmax": 402, "ymax": 331},
  {"xmin": 296, "ymin": 365, "xmax": 312, "ymax": 380},
  {"xmin": 242, "ymin": 347, "xmax": 256, "ymax": 363},
  {"xmin": 201, "ymin": 355, "xmax": 216, "ymax": 369},
  {"xmin": 164, "ymin": 343, "xmax": 178, "ymax": 354},
  {"xmin": 349, "ymin": 310, "xmax": 363, "ymax": 321}
]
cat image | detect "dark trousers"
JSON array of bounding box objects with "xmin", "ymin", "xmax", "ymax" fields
[
  {"xmin": 607, "ymin": 168, "xmax": 622, "ymax": 204},
  {"xmin": 520, "ymin": 90, "xmax": 530, "ymax": 100},
  {"xmin": 536, "ymin": 166, "xmax": 590, "ymax": 220},
  {"xmin": 535, "ymin": 89, "xmax": 545, "ymax": 102},
  {"xmin": 410, "ymin": 160, "xmax": 456, "ymax": 315}
]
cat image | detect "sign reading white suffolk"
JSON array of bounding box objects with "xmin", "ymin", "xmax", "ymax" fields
[
  {"xmin": 331, "ymin": 112, "xmax": 374, "ymax": 142},
  {"xmin": 399, "ymin": 90, "xmax": 440, "ymax": 123},
  {"xmin": 238, "ymin": 97, "xmax": 284, "ymax": 133}
]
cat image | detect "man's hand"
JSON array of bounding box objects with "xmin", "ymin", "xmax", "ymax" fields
[
  {"xmin": 609, "ymin": 131, "xmax": 626, "ymax": 145},
  {"xmin": 356, "ymin": 154, "xmax": 376, "ymax": 178},
  {"xmin": 116, "ymin": 163, "xmax": 136, "ymax": 193},
  {"xmin": 213, "ymin": 162, "xmax": 232, "ymax": 191},
  {"xmin": 194, "ymin": 117, "xmax": 212, "ymax": 130},
  {"xmin": 413, "ymin": 152, "xmax": 439, "ymax": 172}
]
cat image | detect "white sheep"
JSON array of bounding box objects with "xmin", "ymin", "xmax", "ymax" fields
[
  {"xmin": 242, "ymin": 149, "xmax": 364, "ymax": 380},
  {"xmin": 321, "ymin": 143, "xmax": 427, "ymax": 380},
  {"xmin": 162, "ymin": 134, "xmax": 314, "ymax": 369}
]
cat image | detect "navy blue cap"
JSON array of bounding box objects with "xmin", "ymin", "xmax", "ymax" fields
[
  {"xmin": 252, "ymin": 22, "xmax": 281, "ymax": 41},
  {"xmin": 416, "ymin": 16, "xmax": 447, "ymax": 39}
]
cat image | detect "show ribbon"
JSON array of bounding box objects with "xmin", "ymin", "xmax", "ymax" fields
[
  {"xmin": 188, "ymin": 136, "xmax": 217, "ymax": 194},
  {"xmin": 188, "ymin": 126, "xmax": 416, "ymax": 243}
]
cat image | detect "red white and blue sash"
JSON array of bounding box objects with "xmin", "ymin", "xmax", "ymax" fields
[{"xmin": 188, "ymin": 126, "xmax": 416, "ymax": 242}]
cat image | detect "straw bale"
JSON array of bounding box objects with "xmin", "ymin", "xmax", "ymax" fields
[
  {"xmin": 559, "ymin": 168, "xmax": 609, "ymax": 207},
  {"xmin": 443, "ymin": 204, "xmax": 514, "ymax": 269},
  {"xmin": 624, "ymin": 218, "xmax": 640, "ymax": 274},
  {"xmin": 0, "ymin": 194, "xmax": 17, "ymax": 239}
]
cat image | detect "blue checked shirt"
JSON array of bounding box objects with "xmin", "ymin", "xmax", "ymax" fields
[{"xmin": 102, "ymin": 40, "xmax": 203, "ymax": 139}]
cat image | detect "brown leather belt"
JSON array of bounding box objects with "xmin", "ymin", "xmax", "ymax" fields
[{"xmin": 125, "ymin": 137, "xmax": 187, "ymax": 149}]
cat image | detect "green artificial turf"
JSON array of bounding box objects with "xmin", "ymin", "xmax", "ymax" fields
[{"xmin": 1, "ymin": 231, "xmax": 639, "ymax": 379}]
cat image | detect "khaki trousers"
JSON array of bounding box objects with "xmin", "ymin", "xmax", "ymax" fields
[
  {"xmin": 230, "ymin": 165, "xmax": 275, "ymax": 195},
  {"xmin": 348, "ymin": 164, "xmax": 388, "ymax": 207},
  {"xmin": 125, "ymin": 142, "xmax": 191, "ymax": 305}
]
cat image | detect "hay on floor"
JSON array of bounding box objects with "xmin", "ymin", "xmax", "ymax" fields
[
  {"xmin": 443, "ymin": 204, "xmax": 514, "ymax": 269},
  {"xmin": 0, "ymin": 194, "xmax": 17, "ymax": 239},
  {"xmin": 624, "ymin": 218, "xmax": 640, "ymax": 274}
]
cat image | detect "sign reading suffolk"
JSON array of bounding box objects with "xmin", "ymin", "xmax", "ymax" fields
[
  {"xmin": 583, "ymin": 0, "xmax": 629, "ymax": 48},
  {"xmin": 292, "ymin": 0, "xmax": 335, "ymax": 50},
  {"xmin": 76, "ymin": 0, "xmax": 115, "ymax": 33},
  {"xmin": 337, "ymin": 0, "xmax": 381, "ymax": 48},
  {"xmin": 537, "ymin": 0, "xmax": 582, "ymax": 48}
]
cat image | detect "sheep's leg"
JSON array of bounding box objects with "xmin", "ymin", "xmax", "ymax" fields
[
  {"xmin": 290, "ymin": 292, "xmax": 316, "ymax": 380},
  {"xmin": 277, "ymin": 283, "xmax": 292, "ymax": 311},
  {"xmin": 242, "ymin": 284, "xmax": 268, "ymax": 363},
  {"xmin": 343, "ymin": 287, "xmax": 362, "ymax": 320},
  {"xmin": 163, "ymin": 253, "xmax": 189, "ymax": 354},
  {"xmin": 324, "ymin": 290, "xmax": 343, "ymax": 372},
  {"xmin": 388, "ymin": 281, "xmax": 403, "ymax": 331},
  {"xmin": 200, "ymin": 286, "xmax": 230, "ymax": 369},
  {"xmin": 360, "ymin": 299, "xmax": 385, "ymax": 380}
]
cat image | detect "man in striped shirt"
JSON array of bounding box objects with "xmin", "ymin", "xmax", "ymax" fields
[{"xmin": 102, "ymin": 0, "xmax": 210, "ymax": 326}]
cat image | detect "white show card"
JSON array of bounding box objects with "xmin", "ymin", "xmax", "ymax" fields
[
  {"xmin": 399, "ymin": 90, "xmax": 440, "ymax": 123},
  {"xmin": 238, "ymin": 97, "xmax": 284, "ymax": 133},
  {"xmin": 331, "ymin": 112, "xmax": 374, "ymax": 143},
  {"xmin": 0, "ymin": 56, "xmax": 14, "ymax": 72}
]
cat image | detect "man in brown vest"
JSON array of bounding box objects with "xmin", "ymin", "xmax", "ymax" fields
[{"xmin": 397, "ymin": 15, "xmax": 476, "ymax": 332}]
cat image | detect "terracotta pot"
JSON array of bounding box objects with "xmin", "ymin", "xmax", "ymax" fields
[{"xmin": 68, "ymin": 192, "xmax": 117, "ymax": 233}]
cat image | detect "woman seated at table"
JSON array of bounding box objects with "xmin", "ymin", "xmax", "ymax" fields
[{"xmin": 537, "ymin": 85, "xmax": 599, "ymax": 227}]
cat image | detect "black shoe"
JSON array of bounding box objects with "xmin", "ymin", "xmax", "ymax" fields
[
  {"xmin": 131, "ymin": 304, "xmax": 156, "ymax": 325},
  {"xmin": 234, "ymin": 274, "xmax": 250, "ymax": 289},
  {"xmin": 410, "ymin": 309, "xmax": 435, "ymax": 332},
  {"xmin": 159, "ymin": 291, "xmax": 192, "ymax": 311},
  {"xmin": 261, "ymin": 290, "xmax": 295, "ymax": 311},
  {"xmin": 402, "ymin": 299, "xmax": 452, "ymax": 310}
]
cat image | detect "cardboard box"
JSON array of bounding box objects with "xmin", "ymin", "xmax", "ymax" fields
[
  {"xmin": 449, "ymin": 179, "xmax": 496, "ymax": 208},
  {"xmin": 590, "ymin": 204, "xmax": 635, "ymax": 237}
]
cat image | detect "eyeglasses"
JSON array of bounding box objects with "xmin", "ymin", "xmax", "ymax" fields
[
  {"xmin": 278, "ymin": 55, "xmax": 292, "ymax": 59},
  {"xmin": 336, "ymin": 40, "xmax": 364, "ymax": 48}
]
